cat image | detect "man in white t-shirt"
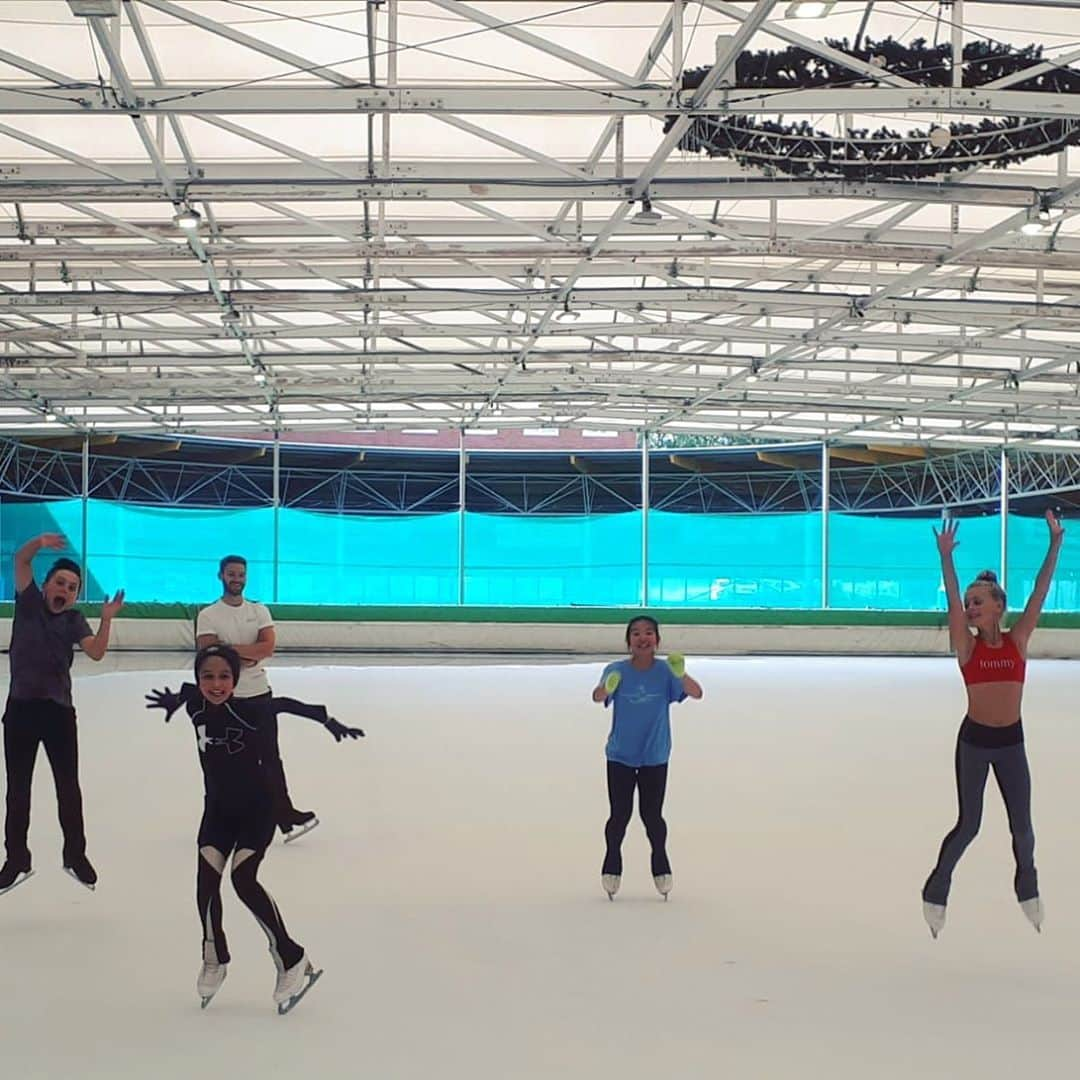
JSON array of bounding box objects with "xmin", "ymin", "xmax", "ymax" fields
[{"xmin": 195, "ymin": 554, "xmax": 318, "ymax": 841}]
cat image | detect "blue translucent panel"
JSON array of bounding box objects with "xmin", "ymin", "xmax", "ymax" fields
[
  {"xmin": 0, "ymin": 498, "xmax": 87, "ymax": 599},
  {"xmin": 2, "ymin": 497, "xmax": 1077, "ymax": 611},
  {"xmin": 278, "ymin": 509, "xmax": 458, "ymax": 604},
  {"xmin": 828, "ymin": 512, "xmax": 1001, "ymax": 611},
  {"xmin": 464, "ymin": 512, "xmax": 642, "ymax": 606},
  {"xmin": 648, "ymin": 510, "xmax": 822, "ymax": 607},
  {"xmin": 1006, "ymin": 513, "xmax": 1080, "ymax": 612},
  {"xmin": 87, "ymin": 501, "xmax": 275, "ymax": 603}
]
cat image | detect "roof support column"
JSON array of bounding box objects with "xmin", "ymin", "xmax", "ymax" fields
[
  {"xmin": 1000, "ymin": 446, "xmax": 1009, "ymax": 603},
  {"xmin": 821, "ymin": 441, "xmax": 830, "ymax": 609},
  {"xmin": 458, "ymin": 427, "xmax": 467, "ymax": 607},
  {"xmin": 641, "ymin": 433, "xmax": 650, "ymax": 608},
  {"xmin": 272, "ymin": 431, "xmax": 281, "ymax": 604},
  {"xmin": 81, "ymin": 432, "xmax": 89, "ymax": 600}
]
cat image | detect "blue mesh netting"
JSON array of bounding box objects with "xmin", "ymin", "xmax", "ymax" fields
[{"xmin": 1, "ymin": 498, "xmax": 1077, "ymax": 610}]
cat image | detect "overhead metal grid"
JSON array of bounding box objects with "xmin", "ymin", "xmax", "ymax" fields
[
  {"xmin": 2, "ymin": 1, "xmax": 1080, "ymax": 450},
  {"xmin": 4, "ymin": 433, "xmax": 1079, "ymax": 515}
]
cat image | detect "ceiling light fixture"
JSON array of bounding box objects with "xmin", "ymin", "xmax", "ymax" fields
[
  {"xmin": 784, "ymin": 1, "xmax": 835, "ymax": 18},
  {"xmin": 173, "ymin": 205, "xmax": 201, "ymax": 231},
  {"xmin": 1019, "ymin": 204, "xmax": 1050, "ymax": 235},
  {"xmin": 631, "ymin": 196, "xmax": 662, "ymax": 226}
]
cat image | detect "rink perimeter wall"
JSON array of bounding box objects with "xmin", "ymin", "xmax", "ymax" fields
[{"xmin": 5, "ymin": 604, "xmax": 1080, "ymax": 658}]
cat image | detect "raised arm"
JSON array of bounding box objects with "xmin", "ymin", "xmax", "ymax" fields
[
  {"xmin": 592, "ymin": 667, "xmax": 621, "ymax": 704},
  {"xmin": 933, "ymin": 517, "xmax": 973, "ymax": 664},
  {"xmin": 666, "ymin": 653, "xmax": 703, "ymax": 700},
  {"xmin": 1009, "ymin": 508, "xmax": 1065, "ymax": 651},
  {"xmin": 680, "ymin": 673, "xmax": 704, "ymax": 700},
  {"xmin": 271, "ymin": 697, "xmax": 364, "ymax": 742},
  {"xmin": 81, "ymin": 589, "xmax": 125, "ymax": 661},
  {"xmin": 13, "ymin": 532, "xmax": 65, "ymax": 593}
]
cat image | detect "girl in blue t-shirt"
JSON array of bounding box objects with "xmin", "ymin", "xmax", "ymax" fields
[{"xmin": 592, "ymin": 615, "xmax": 703, "ymax": 900}]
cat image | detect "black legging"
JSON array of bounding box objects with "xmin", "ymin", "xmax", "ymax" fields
[
  {"xmin": 197, "ymin": 848, "xmax": 304, "ymax": 972},
  {"xmin": 923, "ymin": 724, "xmax": 1037, "ymax": 906},
  {"xmin": 3, "ymin": 698, "xmax": 87, "ymax": 866},
  {"xmin": 602, "ymin": 761, "xmax": 670, "ymax": 877}
]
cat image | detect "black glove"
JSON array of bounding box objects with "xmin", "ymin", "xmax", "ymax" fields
[
  {"xmin": 325, "ymin": 717, "xmax": 364, "ymax": 742},
  {"xmin": 145, "ymin": 687, "xmax": 182, "ymax": 722}
]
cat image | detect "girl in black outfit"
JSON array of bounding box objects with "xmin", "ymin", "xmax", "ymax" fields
[{"xmin": 146, "ymin": 644, "xmax": 363, "ymax": 1013}]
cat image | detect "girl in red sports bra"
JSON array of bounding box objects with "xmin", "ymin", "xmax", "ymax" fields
[{"xmin": 922, "ymin": 508, "xmax": 1063, "ymax": 940}]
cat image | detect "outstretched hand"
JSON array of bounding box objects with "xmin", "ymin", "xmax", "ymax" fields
[
  {"xmin": 37, "ymin": 532, "xmax": 66, "ymax": 551},
  {"xmin": 1046, "ymin": 507, "xmax": 1065, "ymax": 544},
  {"xmin": 101, "ymin": 589, "xmax": 125, "ymax": 619},
  {"xmin": 325, "ymin": 718, "xmax": 364, "ymax": 742},
  {"xmin": 933, "ymin": 516, "xmax": 959, "ymax": 557},
  {"xmin": 145, "ymin": 686, "xmax": 183, "ymax": 722}
]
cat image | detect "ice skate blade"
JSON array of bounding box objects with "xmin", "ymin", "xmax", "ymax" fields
[
  {"xmin": 922, "ymin": 901, "xmax": 946, "ymax": 940},
  {"xmin": 63, "ymin": 868, "xmax": 95, "ymax": 891},
  {"xmin": 277, "ymin": 967, "xmax": 323, "ymax": 1015},
  {"xmin": 0, "ymin": 869, "xmax": 33, "ymax": 896},
  {"xmin": 1019, "ymin": 897, "xmax": 1044, "ymax": 933},
  {"xmin": 282, "ymin": 818, "xmax": 320, "ymax": 844},
  {"xmin": 200, "ymin": 995, "xmax": 214, "ymax": 1010}
]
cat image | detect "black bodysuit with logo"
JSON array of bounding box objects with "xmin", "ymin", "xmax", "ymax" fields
[
  {"xmin": 158, "ymin": 685, "xmax": 336, "ymax": 971},
  {"xmin": 170, "ymin": 684, "xmax": 332, "ymax": 852}
]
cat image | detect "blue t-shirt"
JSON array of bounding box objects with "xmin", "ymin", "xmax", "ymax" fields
[{"xmin": 601, "ymin": 658, "xmax": 687, "ymax": 767}]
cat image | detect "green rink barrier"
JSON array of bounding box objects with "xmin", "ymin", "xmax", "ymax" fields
[{"xmin": 3, "ymin": 601, "xmax": 1080, "ymax": 629}]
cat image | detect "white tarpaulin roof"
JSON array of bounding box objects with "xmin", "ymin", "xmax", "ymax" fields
[{"xmin": 3, "ymin": 0, "xmax": 1080, "ymax": 447}]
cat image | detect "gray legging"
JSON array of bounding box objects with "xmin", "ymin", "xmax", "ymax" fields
[{"xmin": 923, "ymin": 723, "xmax": 1037, "ymax": 906}]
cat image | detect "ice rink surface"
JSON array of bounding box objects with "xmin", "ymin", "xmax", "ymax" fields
[{"xmin": 2, "ymin": 652, "xmax": 1079, "ymax": 1080}]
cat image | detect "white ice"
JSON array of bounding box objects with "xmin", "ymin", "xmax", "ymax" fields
[{"xmin": 2, "ymin": 653, "xmax": 1079, "ymax": 1080}]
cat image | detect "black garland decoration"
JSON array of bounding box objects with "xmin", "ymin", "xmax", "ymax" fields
[{"xmin": 669, "ymin": 37, "xmax": 1080, "ymax": 180}]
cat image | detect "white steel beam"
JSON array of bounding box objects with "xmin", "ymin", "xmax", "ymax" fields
[
  {"xmin": 134, "ymin": 0, "xmax": 362, "ymax": 88},
  {"xmin": 7, "ymin": 85, "xmax": 1080, "ymax": 117},
  {"xmin": 427, "ymin": 0, "xmax": 641, "ymax": 87},
  {"xmin": 0, "ymin": 173, "xmax": 1055, "ymax": 207}
]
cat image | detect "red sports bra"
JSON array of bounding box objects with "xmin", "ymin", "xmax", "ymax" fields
[{"xmin": 961, "ymin": 632, "xmax": 1026, "ymax": 686}]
